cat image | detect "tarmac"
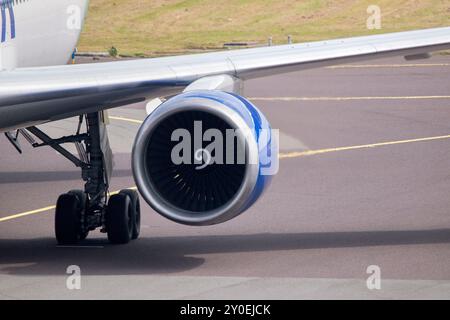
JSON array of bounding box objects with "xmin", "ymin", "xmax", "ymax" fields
[{"xmin": 1, "ymin": 55, "xmax": 449, "ymax": 299}]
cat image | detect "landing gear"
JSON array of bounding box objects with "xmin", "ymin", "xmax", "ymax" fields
[
  {"xmin": 119, "ymin": 189, "xmax": 141, "ymax": 240},
  {"xmin": 13, "ymin": 112, "xmax": 141, "ymax": 245},
  {"xmin": 105, "ymin": 189, "xmax": 141, "ymax": 244},
  {"xmin": 55, "ymin": 188, "xmax": 141, "ymax": 245},
  {"xmin": 106, "ymin": 193, "xmax": 132, "ymax": 244},
  {"xmin": 55, "ymin": 190, "xmax": 87, "ymax": 245}
]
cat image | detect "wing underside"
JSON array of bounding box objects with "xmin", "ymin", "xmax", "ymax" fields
[{"xmin": 1, "ymin": 27, "xmax": 450, "ymax": 131}]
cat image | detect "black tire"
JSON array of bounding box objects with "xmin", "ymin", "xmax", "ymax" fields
[
  {"xmin": 55, "ymin": 192, "xmax": 84, "ymax": 245},
  {"xmin": 119, "ymin": 189, "xmax": 141, "ymax": 240},
  {"xmin": 106, "ymin": 193, "xmax": 132, "ymax": 244},
  {"xmin": 68, "ymin": 190, "xmax": 89, "ymax": 240}
]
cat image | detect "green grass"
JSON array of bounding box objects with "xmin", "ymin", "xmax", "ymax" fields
[{"xmin": 78, "ymin": 0, "xmax": 450, "ymax": 57}]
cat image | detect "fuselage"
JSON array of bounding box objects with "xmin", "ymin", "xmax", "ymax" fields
[{"xmin": 0, "ymin": 0, "xmax": 89, "ymax": 69}]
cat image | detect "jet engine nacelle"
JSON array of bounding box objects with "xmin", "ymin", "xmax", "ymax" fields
[{"xmin": 132, "ymin": 90, "xmax": 277, "ymax": 226}]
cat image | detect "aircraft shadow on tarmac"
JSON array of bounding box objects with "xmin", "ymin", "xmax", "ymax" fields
[{"xmin": 0, "ymin": 229, "xmax": 449, "ymax": 276}]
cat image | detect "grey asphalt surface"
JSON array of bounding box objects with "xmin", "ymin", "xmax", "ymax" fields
[{"xmin": 0, "ymin": 55, "xmax": 450, "ymax": 299}]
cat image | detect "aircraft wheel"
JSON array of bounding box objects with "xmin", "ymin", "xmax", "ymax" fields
[
  {"xmin": 68, "ymin": 190, "xmax": 89, "ymax": 240},
  {"xmin": 119, "ymin": 189, "xmax": 141, "ymax": 240},
  {"xmin": 55, "ymin": 190, "xmax": 86, "ymax": 245},
  {"xmin": 106, "ymin": 193, "xmax": 133, "ymax": 244}
]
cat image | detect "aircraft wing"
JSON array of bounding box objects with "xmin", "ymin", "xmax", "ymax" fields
[{"xmin": 1, "ymin": 27, "xmax": 450, "ymax": 131}]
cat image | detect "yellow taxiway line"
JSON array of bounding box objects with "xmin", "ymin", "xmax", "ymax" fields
[
  {"xmin": 327, "ymin": 63, "xmax": 450, "ymax": 69},
  {"xmin": 2, "ymin": 126, "xmax": 450, "ymax": 223},
  {"xmin": 249, "ymin": 96, "xmax": 450, "ymax": 102},
  {"xmin": 108, "ymin": 116, "xmax": 144, "ymax": 124},
  {"xmin": 0, "ymin": 187, "xmax": 137, "ymax": 223},
  {"xmin": 0, "ymin": 205, "xmax": 57, "ymax": 223},
  {"xmin": 279, "ymin": 134, "xmax": 450, "ymax": 159}
]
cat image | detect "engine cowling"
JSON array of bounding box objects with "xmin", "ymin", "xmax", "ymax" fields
[{"xmin": 132, "ymin": 90, "xmax": 277, "ymax": 226}]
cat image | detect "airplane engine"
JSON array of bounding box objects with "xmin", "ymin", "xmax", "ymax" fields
[{"xmin": 132, "ymin": 90, "xmax": 277, "ymax": 226}]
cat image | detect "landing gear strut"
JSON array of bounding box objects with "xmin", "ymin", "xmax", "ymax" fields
[{"xmin": 8, "ymin": 112, "xmax": 141, "ymax": 245}]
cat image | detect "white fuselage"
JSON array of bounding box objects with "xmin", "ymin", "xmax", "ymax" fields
[{"xmin": 0, "ymin": 0, "xmax": 89, "ymax": 69}]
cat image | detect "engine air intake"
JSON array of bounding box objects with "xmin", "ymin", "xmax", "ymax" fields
[
  {"xmin": 132, "ymin": 90, "xmax": 275, "ymax": 226},
  {"xmin": 145, "ymin": 110, "xmax": 246, "ymax": 212}
]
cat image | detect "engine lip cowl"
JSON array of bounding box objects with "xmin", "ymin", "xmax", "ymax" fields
[{"xmin": 132, "ymin": 91, "xmax": 261, "ymax": 226}]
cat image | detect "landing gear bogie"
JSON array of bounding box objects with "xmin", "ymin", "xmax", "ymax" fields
[
  {"xmin": 55, "ymin": 188, "xmax": 141, "ymax": 245},
  {"xmin": 32, "ymin": 112, "xmax": 143, "ymax": 246}
]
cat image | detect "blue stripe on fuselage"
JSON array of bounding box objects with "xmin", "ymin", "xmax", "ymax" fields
[
  {"xmin": 8, "ymin": 3, "xmax": 14, "ymax": 39},
  {"xmin": 1, "ymin": 6, "xmax": 5, "ymax": 43},
  {"xmin": 1, "ymin": 0, "xmax": 16, "ymax": 43}
]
